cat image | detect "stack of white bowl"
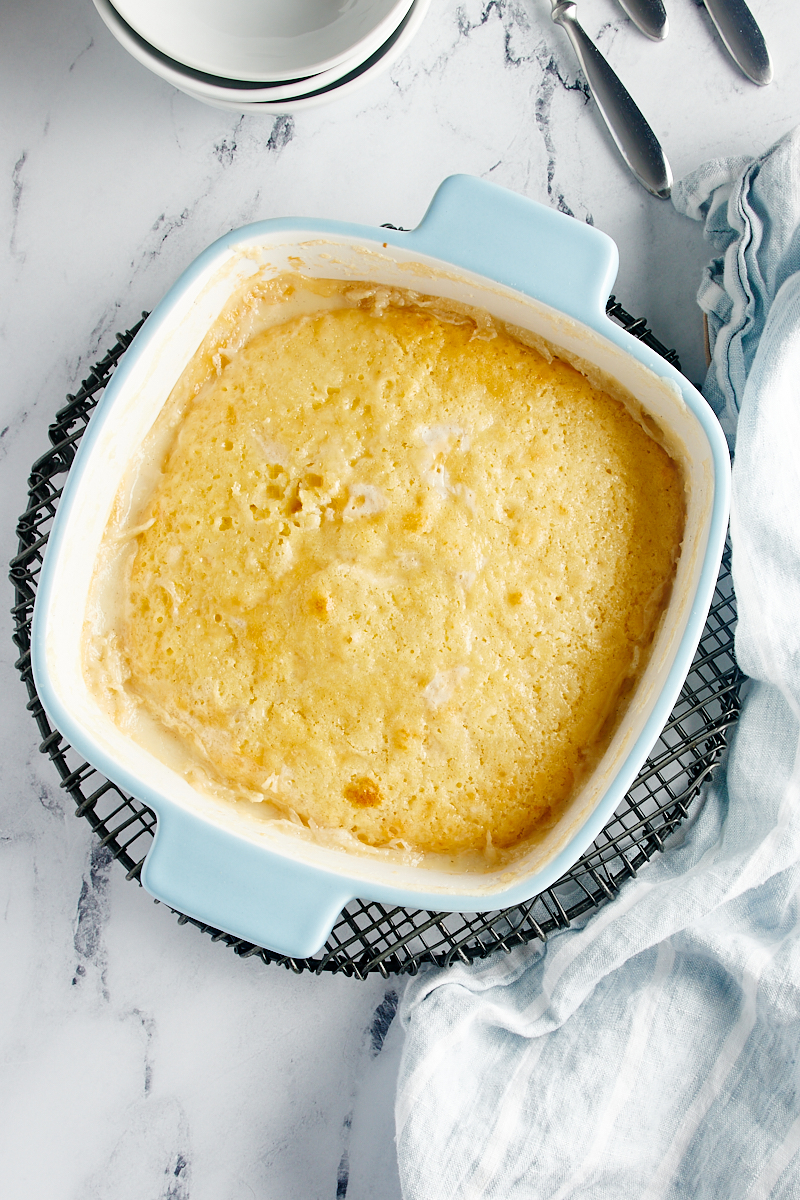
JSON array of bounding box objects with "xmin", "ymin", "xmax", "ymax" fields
[{"xmin": 93, "ymin": 0, "xmax": 431, "ymax": 113}]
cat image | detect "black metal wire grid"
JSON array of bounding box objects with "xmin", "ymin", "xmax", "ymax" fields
[{"xmin": 9, "ymin": 302, "xmax": 743, "ymax": 980}]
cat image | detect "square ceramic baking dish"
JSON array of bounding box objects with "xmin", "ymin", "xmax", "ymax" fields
[{"xmin": 32, "ymin": 176, "xmax": 730, "ymax": 958}]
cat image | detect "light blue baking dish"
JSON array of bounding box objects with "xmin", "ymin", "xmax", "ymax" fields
[{"xmin": 32, "ymin": 175, "xmax": 730, "ymax": 959}]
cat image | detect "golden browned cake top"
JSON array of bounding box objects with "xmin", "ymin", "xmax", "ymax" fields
[{"xmin": 109, "ymin": 284, "xmax": 684, "ymax": 859}]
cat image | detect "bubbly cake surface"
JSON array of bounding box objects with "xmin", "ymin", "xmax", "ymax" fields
[{"xmin": 116, "ymin": 289, "xmax": 684, "ymax": 856}]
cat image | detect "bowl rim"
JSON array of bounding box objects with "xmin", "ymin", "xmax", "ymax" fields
[
  {"xmin": 92, "ymin": 0, "xmax": 428, "ymax": 109},
  {"xmin": 107, "ymin": 0, "xmax": 415, "ymax": 83}
]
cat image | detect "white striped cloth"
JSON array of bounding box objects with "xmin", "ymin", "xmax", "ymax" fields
[{"xmin": 394, "ymin": 127, "xmax": 800, "ymax": 1200}]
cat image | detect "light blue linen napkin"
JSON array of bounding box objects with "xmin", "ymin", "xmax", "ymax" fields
[{"xmin": 395, "ymin": 126, "xmax": 800, "ymax": 1200}]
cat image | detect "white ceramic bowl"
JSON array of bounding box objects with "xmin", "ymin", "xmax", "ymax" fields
[
  {"xmin": 32, "ymin": 178, "xmax": 730, "ymax": 958},
  {"xmin": 94, "ymin": 0, "xmax": 429, "ymax": 110},
  {"xmin": 111, "ymin": 0, "xmax": 414, "ymax": 82}
]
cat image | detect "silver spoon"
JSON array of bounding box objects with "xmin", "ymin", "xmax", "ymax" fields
[
  {"xmin": 618, "ymin": 0, "xmax": 668, "ymax": 41},
  {"xmin": 701, "ymin": 0, "xmax": 772, "ymax": 86},
  {"xmin": 550, "ymin": 0, "xmax": 673, "ymax": 198}
]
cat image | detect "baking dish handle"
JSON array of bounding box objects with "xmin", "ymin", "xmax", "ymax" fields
[
  {"xmin": 140, "ymin": 806, "xmax": 353, "ymax": 960},
  {"xmin": 405, "ymin": 174, "xmax": 619, "ymax": 334}
]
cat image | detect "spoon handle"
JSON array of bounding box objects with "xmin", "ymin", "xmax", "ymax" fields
[
  {"xmin": 618, "ymin": 0, "xmax": 668, "ymax": 41},
  {"xmin": 702, "ymin": 0, "xmax": 772, "ymax": 86},
  {"xmin": 551, "ymin": 1, "xmax": 673, "ymax": 198}
]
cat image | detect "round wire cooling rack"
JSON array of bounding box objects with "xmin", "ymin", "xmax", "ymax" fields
[{"xmin": 10, "ymin": 299, "xmax": 743, "ymax": 980}]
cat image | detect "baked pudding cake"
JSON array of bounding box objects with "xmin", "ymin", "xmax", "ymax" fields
[{"xmin": 86, "ymin": 275, "xmax": 685, "ymax": 864}]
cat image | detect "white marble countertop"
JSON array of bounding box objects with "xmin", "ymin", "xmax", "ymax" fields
[{"xmin": 3, "ymin": 1, "xmax": 800, "ymax": 1196}]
